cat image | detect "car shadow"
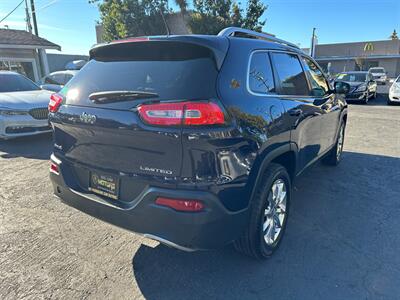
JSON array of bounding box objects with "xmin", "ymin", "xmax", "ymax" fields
[
  {"xmin": 131, "ymin": 151, "xmax": 400, "ymax": 299},
  {"xmin": 364, "ymin": 91, "xmax": 400, "ymax": 107},
  {"xmin": 0, "ymin": 133, "xmax": 53, "ymax": 160}
]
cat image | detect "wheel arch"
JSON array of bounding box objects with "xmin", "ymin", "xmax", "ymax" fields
[{"xmin": 247, "ymin": 144, "xmax": 297, "ymax": 208}]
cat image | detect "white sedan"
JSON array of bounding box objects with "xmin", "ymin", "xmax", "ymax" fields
[
  {"xmin": 0, "ymin": 71, "xmax": 53, "ymax": 139},
  {"xmin": 388, "ymin": 75, "xmax": 400, "ymax": 105}
]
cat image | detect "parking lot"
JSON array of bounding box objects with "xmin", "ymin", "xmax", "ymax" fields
[{"xmin": 0, "ymin": 88, "xmax": 399, "ymax": 299}]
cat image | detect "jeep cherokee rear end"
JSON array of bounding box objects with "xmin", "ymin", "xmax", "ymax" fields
[{"xmin": 49, "ymin": 29, "xmax": 347, "ymax": 257}]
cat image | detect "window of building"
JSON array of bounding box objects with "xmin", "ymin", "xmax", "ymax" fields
[
  {"xmin": 248, "ymin": 52, "xmax": 275, "ymax": 94},
  {"xmin": 270, "ymin": 52, "xmax": 309, "ymax": 96},
  {"xmin": 0, "ymin": 60, "xmax": 36, "ymax": 81}
]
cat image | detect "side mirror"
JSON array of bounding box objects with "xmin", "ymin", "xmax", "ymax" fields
[{"xmin": 334, "ymin": 81, "xmax": 350, "ymax": 94}]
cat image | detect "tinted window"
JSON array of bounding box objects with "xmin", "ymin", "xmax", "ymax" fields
[
  {"xmin": 0, "ymin": 73, "xmax": 40, "ymax": 93},
  {"xmin": 248, "ymin": 52, "xmax": 275, "ymax": 94},
  {"xmin": 64, "ymin": 74, "xmax": 73, "ymax": 83},
  {"xmin": 45, "ymin": 74, "xmax": 65, "ymax": 85},
  {"xmin": 302, "ymin": 57, "xmax": 329, "ymax": 97},
  {"xmin": 62, "ymin": 44, "xmax": 218, "ymax": 104},
  {"xmin": 271, "ymin": 53, "xmax": 309, "ymax": 96}
]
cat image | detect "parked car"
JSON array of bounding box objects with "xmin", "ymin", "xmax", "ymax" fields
[
  {"xmin": 49, "ymin": 27, "xmax": 348, "ymax": 259},
  {"xmin": 38, "ymin": 70, "xmax": 78, "ymax": 92},
  {"xmin": 368, "ymin": 67, "xmax": 387, "ymax": 85},
  {"xmin": 334, "ymin": 71, "xmax": 377, "ymax": 104},
  {"xmin": 0, "ymin": 71, "xmax": 52, "ymax": 139},
  {"xmin": 388, "ymin": 75, "xmax": 400, "ymax": 105}
]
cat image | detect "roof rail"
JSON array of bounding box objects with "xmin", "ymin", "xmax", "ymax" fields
[{"xmin": 218, "ymin": 27, "xmax": 300, "ymax": 49}]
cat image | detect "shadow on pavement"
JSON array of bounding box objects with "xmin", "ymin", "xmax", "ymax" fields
[
  {"xmin": 0, "ymin": 133, "xmax": 53, "ymax": 160},
  {"xmin": 132, "ymin": 151, "xmax": 400, "ymax": 299}
]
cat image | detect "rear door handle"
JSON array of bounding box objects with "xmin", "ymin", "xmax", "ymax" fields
[{"xmin": 289, "ymin": 108, "xmax": 303, "ymax": 116}]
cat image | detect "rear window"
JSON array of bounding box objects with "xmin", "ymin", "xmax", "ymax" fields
[
  {"xmin": 62, "ymin": 42, "xmax": 218, "ymax": 104},
  {"xmin": 0, "ymin": 73, "xmax": 40, "ymax": 93}
]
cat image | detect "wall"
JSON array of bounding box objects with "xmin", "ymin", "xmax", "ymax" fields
[
  {"xmin": 315, "ymin": 40, "xmax": 400, "ymax": 58},
  {"xmin": 317, "ymin": 58, "xmax": 400, "ymax": 77},
  {"xmin": 378, "ymin": 58, "xmax": 400, "ymax": 77},
  {"xmin": 47, "ymin": 53, "xmax": 89, "ymax": 72}
]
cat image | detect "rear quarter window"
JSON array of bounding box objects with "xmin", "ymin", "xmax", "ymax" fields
[{"xmin": 248, "ymin": 52, "xmax": 275, "ymax": 95}]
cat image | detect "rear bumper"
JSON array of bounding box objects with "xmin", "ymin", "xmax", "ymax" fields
[{"xmin": 49, "ymin": 156, "xmax": 249, "ymax": 251}]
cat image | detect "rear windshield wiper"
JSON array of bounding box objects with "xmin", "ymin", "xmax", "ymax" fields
[{"xmin": 89, "ymin": 90, "xmax": 159, "ymax": 103}]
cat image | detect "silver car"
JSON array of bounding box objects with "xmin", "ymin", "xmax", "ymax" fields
[
  {"xmin": 0, "ymin": 71, "xmax": 52, "ymax": 139},
  {"xmin": 38, "ymin": 70, "xmax": 78, "ymax": 92}
]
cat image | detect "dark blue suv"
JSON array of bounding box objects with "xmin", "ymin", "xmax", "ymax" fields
[{"xmin": 49, "ymin": 27, "xmax": 347, "ymax": 258}]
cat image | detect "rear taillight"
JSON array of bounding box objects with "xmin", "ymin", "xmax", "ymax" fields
[
  {"xmin": 138, "ymin": 101, "xmax": 225, "ymax": 126},
  {"xmin": 50, "ymin": 162, "xmax": 59, "ymax": 175},
  {"xmin": 48, "ymin": 93, "xmax": 63, "ymax": 113},
  {"xmin": 155, "ymin": 197, "xmax": 204, "ymax": 212}
]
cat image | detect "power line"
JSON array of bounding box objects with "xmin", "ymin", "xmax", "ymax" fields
[
  {"xmin": 38, "ymin": 0, "xmax": 61, "ymax": 11},
  {"xmin": 0, "ymin": 0, "xmax": 25, "ymax": 25}
]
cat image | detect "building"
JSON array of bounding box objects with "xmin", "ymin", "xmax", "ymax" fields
[
  {"xmin": 309, "ymin": 39, "xmax": 400, "ymax": 77},
  {"xmin": 0, "ymin": 28, "xmax": 61, "ymax": 82}
]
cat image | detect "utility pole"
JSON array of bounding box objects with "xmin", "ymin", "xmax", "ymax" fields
[
  {"xmin": 310, "ymin": 27, "xmax": 316, "ymax": 57},
  {"xmin": 29, "ymin": 0, "xmax": 46, "ymax": 78},
  {"xmin": 30, "ymin": 0, "xmax": 39, "ymax": 36},
  {"xmin": 25, "ymin": 0, "xmax": 32, "ymax": 33}
]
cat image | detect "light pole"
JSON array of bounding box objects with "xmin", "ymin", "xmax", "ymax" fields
[
  {"xmin": 24, "ymin": 0, "xmax": 32, "ymax": 33},
  {"xmin": 310, "ymin": 27, "xmax": 316, "ymax": 57},
  {"xmin": 30, "ymin": 0, "xmax": 39, "ymax": 36},
  {"xmin": 29, "ymin": 0, "xmax": 46, "ymax": 78}
]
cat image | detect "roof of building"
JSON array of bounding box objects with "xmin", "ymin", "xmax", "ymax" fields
[{"xmin": 0, "ymin": 29, "xmax": 61, "ymax": 50}]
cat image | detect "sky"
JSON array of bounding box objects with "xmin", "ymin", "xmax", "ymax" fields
[{"xmin": 0, "ymin": 0, "xmax": 399, "ymax": 55}]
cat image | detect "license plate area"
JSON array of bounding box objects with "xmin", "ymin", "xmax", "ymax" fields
[{"xmin": 89, "ymin": 171, "xmax": 119, "ymax": 200}]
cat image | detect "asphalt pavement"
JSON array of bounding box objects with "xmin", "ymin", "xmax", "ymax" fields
[{"xmin": 0, "ymin": 89, "xmax": 399, "ymax": 299}]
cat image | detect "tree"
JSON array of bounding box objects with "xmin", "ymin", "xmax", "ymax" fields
[
  {"xmin": 90, "ymin": 0, "xmax": 170, "ymax": 42},
  {"xmin": 174, "ymin": 0, "xmax": 188, "ymax": 14},
  {"xmin": 188, "ymin": 0, "xmax": 266, "ymax": 34},
  {"xmin": 91, "ymin": 0, "xmax": 267, "ymax": 41},
  {"xmin": 390, "ymin": 29, "xmax": 399, "ymax": 40}
]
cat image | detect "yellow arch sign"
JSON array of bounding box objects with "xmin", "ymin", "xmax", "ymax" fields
[{"xmin": 364, "ymin": 42, "xmax": 374, "ymax": 52}]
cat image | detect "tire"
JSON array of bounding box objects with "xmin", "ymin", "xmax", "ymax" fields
[
  {"xmin": 322, "ymin": 122, "xmax": 345, "ymax": 166},
  {"xmin": 363, "ymin": 92, "xmax": 369, "ymax": 104},
  {"xmin": 234, "ymin": 163, "xmax": 290, "ymax": 259}
]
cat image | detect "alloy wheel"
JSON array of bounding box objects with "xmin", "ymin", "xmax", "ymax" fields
[{"xmin": 263, "ymin": 179, "xmax": 287, "ymax": 245}]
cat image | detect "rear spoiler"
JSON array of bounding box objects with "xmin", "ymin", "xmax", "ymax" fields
[{"xmin": 89, "ymin": 35, "xmax": 229, "ymax": 70}]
